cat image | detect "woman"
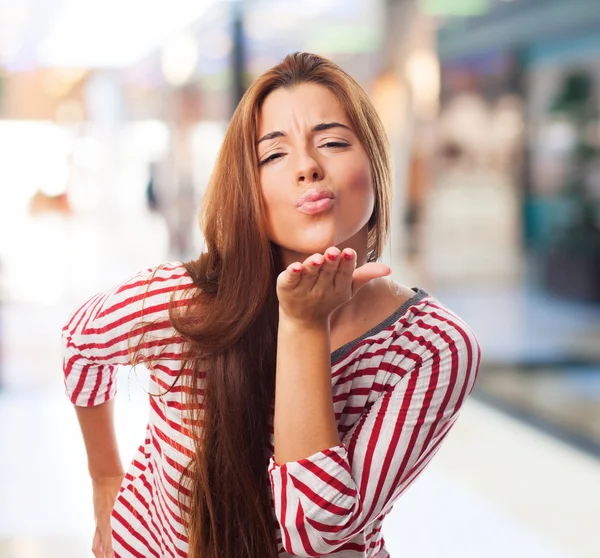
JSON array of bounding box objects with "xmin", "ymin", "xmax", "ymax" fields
[{"xmin": 62, "ymin": 52, "xmax": 480, "ymax": 558}]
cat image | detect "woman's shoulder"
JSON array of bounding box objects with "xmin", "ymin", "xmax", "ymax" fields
[
  {"xmin": 385, "ymin": 282, "xmax": 481, "ymax": 366},
  {"xmin": 364, "ymin": 279, "xmax": 429, "ymax": 326},
  {"xmin": 331, "ymin": 280, "xmax": 426, "ymax": 356},
  {"xmin": 115, "ymin": 261, "xmax": 197, "ymax": 297},
  {"xmin": 385, "ymin": 280, "xmax": 428, "ymax": 311},
  {"xmin": 67, "ymin": 261, "xmax": 197, "ymax": 330}
]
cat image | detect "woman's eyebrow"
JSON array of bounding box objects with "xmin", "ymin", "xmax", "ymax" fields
[
  {"xmin": 257, "ymin": 130, "xmax": 285, "ymax": 144},
  {"xmin": 257, "ymin": 122, "xmax": 353, "ymax": 144},
  {"xmin": 312, "ymin": 122, "xmax": 353, "ymax": 133}
]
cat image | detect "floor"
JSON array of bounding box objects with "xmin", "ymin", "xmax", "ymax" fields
[{"xmin": 1, "ymin": 209, "xmax": 599, "ymax": 557}]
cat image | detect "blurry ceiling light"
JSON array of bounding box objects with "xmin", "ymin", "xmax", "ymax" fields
[
  {"xmin": 405, "ymin": 49, "xmax": 440, "ymax": 121},
  {"xmin": 37, "ymin": 0, "xmax": 217, "ymax": 69},
  {"xmin": 161, "ymin": 30, "xmax": 199, "ymax": 87}
]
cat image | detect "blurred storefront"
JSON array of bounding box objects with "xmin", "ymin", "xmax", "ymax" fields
[
  {"xmin": 426, "ymin": 0, "xmax": 600, "ymax": 457},
  {"xmin": 433, "ymin": 0, "xmax": 600, "ymax": 301}
]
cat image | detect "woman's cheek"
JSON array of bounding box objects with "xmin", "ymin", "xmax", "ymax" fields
[{"xmin": 262, "ymin": 186, "xmax": 293, "ymax": 241}]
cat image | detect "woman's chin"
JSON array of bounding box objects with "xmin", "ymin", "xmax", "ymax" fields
[
  {"xmin": 290, "ymin": 243, "xmax": 334, "ymax": 258},
  {"xmin": 276, "ymin": 237, "xmax": 338, "ymax": 259},
  {"xmin": 272, "ymin": 223, "xmax": 367, "ymax": 259}
]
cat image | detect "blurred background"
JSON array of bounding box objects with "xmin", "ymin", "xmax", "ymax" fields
[{"xmin": 1, "ymin": 0, "xmax": 599, "ymax": 556}]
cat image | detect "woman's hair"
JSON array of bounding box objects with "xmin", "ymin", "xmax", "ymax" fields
[{"xmin": 169, "ymin": 52, "xmax": 392, "ymax": 558}]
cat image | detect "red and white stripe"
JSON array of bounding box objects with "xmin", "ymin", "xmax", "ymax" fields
[{"xmin": 61, "ymin": 262, "xmax": 480, "ymax": 557}]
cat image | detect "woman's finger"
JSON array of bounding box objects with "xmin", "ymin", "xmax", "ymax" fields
[
  {"xmin": 92, "ymin": 522, "xmax": 115, "ymax": 558},
  {"xmin": 277, "ymin": 262, "xmax": 303, "ymax": 291},
  {"xmin": 300, "ymin": 253, "xmax": 325, "ymax": 290},
  {"xmin": 313, "ymin": 247, "xmax": 341, "ymax": 287},
  {"xmin": 92, "ymin": 528, "xmax": 102, "ymax": 558},
  {"xmin": 334, "ymin": 248, "xmax": 357, "ymax": 289},
  {"xmin": 351, "ymin": 263, "xmax": 391, "ymax": 295}
]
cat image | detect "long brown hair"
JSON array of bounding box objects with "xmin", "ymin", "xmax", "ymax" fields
[{"xmin": 169, "ymin": 52, "xmax": 392, "ymax": 557}]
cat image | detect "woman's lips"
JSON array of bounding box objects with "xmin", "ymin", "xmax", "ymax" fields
[
  {"xmin": 297, "ymin": 197, "xmax": 335, "ymax": 215},
  {"xmin": 296, "ymin": 188, "xmax": 335, "ymax": 215}
]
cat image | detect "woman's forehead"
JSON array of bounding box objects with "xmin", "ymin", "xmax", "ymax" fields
[{"xmin": 258, "ymin": 84, "xmax": 349, "ymax": 134}]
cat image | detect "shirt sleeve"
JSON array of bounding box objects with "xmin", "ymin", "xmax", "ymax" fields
[
  {"xmin": 61, "ymin": 262, "xmax": 194, "ymax": 407},
  {"xmin": 268, "ymin": 306, "xmax": 481, "ymax": 557}
]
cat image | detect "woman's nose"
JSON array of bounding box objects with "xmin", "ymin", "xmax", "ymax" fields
[{"xmin": 296, "ymin": 155, "xmax": 323, "ymax": 183}]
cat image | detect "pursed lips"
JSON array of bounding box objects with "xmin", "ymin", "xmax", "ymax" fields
[
  {"xmin": 296, "ymin": 188, "xmax": 335, "ymax": 215},
  {"xmin": 296, "ymin": 188, "xmax": 335, "ymax": 206}
]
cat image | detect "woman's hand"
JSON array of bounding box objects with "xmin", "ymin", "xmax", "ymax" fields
[
  {"xmin": 276, "ymin": 247, "xmax": 390, "ymax": 324},
  {"xmin": 91, "ymin": 474, "xmax": 124, "ymax": 558}
]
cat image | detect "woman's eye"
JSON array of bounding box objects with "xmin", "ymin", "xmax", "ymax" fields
[
  {"xmin": 320, "ymin": 141, "xmax": 350, "ymax": 149},
  {"xmin": 258, "ymin": 152, "xmax": 285, "ymax": 167}
]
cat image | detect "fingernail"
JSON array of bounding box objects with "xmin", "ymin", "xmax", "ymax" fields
[
  {"xmin": 343, "ymin": 251, "xmax": 354, "ymax": 260},
  {"xmin": 327, "ymin": 252, "xmax": 338, "ymax": 261}
]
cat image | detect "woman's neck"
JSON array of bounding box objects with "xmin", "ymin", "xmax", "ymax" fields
[{"xmin": 329, "ymin": 277, "xmax": 387, "ymax": 329}]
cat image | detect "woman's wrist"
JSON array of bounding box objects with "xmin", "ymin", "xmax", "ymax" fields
[
  {"xmin": 278, "ymin": 306, "xmax": 330, "ymax": 331},
  {"xmin": 91, "ymin": 471, "xmax": 125, "ymax": 484}
]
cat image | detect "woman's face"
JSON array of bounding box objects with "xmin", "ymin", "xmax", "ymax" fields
[{"xmin": 257, "ymin": 83, "xmax": 374, "ymax": 260}]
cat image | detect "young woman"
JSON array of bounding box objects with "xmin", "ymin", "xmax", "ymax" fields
[{"xmin": 62, "ymin": 52, "xmax": 480, "ymax": 558}]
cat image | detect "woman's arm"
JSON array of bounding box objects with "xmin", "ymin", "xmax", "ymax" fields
[
  {"xmin": 273, "ymin": 247, "xmax": 388, "ymax": 465},
  {"xmin": 62, "ymin": 262, "xmax": 193, "ymax": 471},
  {"xmin": 77, "ymin": 398, "xmax": 126, "ymax": 558},
  {"xmin": 269, "ymin": 301, "xmax": 480, "ymax": 557},
  {"xmin": 62, "ymin": 262, "xmax": 193, "ymax": 557},
  {"xmin": 62, "ymin": 262, "xmax": 192, "ymax": 407},
  {"xmin": 273, "ymin": 316, "xmax": 339, "ymax": 465},
  {"xmin": 75, "ymin": 400, "xmax": 124, "ymax": 479}
]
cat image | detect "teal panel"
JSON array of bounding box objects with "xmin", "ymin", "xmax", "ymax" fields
[{"xmin": 525, "ymin": 33, "xmax": 600, "ymax": 67}]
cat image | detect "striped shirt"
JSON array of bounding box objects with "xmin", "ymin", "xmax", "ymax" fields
[{"xmin": 61, "ymin": 261, "xmax": 480, "ymax": 557}]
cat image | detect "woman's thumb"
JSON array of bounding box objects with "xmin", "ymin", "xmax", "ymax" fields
[{"xmin": 351, "ymin": 263, "xmax": 391, "ymax": 295}]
